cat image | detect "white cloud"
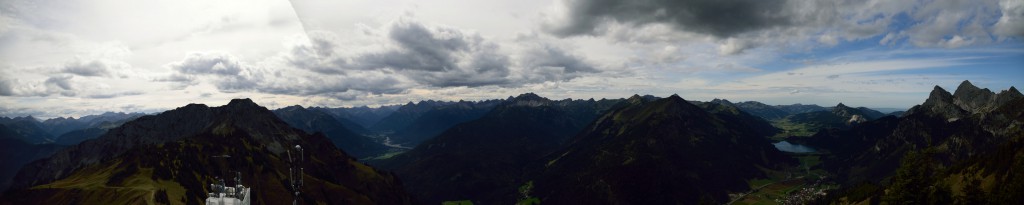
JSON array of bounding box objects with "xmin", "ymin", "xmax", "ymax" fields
[{"xmin": 996, "ymin": 0, "xmax": 1024, "ymax": 37}]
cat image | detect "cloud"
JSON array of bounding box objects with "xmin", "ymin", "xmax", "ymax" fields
[
  {"xmin": 169, "ymin": 52, "xmax": 243, "ymax": 76},
  {"xmin": 347, "ymin": 20, "xmax": 515, "ymax": 87},
  {"xmin": 44, "ymin": 75, "xmax": 75, "ymax": 96},
  {"xmin": 285, "ymin": 31, "xmax": 346, "ymax": 74},
  {"xmin": 161, "ymin": 50, "xmax": 410, "ymax": 96},
  {"xmin": 45, "ymin": 75, "xmax": 73, "ymax": 90},
  {"xmin": 355, "ymin": 20, "xmax": 479, "ymax": 72},
  {"xmin": 542, "ymin": 0, "xmax": 1023, "ymax": 53},
  {"xmin": 282, "ymin": 19, "xmax": 601, "ymax": 90},
  {"xmin": 541, "ymin": 0, "xmax": 789, "ymax": 38},
  {"xmin": 162, "ymin": 52, "xmax": 265, "ymax": 93},
  {"xmin": 517, "ymin": 42, "xmax": 599, "ymax": 83},
  {"xmin": 995, "ymin": 0, "xmax": 1024, "ymax": 37},
  {"xmin": 85, "ymin": 91, "xmax": 144, "ymax": 99},
  {"xmin": 56, "ymin": 58, "xmax": 134, "ymax": 78},
  {"xmin": 718, "ymin": 38, "xmax": 755, "ymax": 55},
  {"xmin": 60, "ymin": 59, "xmax": 112, "ymax": 76},
  {"xmin": 0, "ymin": 78, "xmax": 14, "ymax": 96}
]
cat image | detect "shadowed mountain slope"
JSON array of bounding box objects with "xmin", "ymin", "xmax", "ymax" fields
[{"xmin": 2, "ymin": 99, "xmax": 413, "ymax": 205}]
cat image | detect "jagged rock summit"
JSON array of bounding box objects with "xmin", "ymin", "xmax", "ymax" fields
[{"xmin": 912, "ymin": 81, "xmax": 1023, "ymax": 120}]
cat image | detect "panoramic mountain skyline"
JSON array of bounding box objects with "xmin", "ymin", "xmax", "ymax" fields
[
  {"xmin": 1, "ymin": 81, "xmax": 1021, "ymax": 204},
  {"xmin": 2, "ymin": 0, "xmax": 1022, "ymax": 119}
]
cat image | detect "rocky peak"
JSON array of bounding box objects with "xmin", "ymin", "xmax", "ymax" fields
[
  {"xmin": 225, "ymin": 98, "xmax": 260, "ymax": 108},
  {"xmin": 952, "ymin": 80, "xmax": 996, "ymax": 113},
  {"xmin": 954, "ymin": 80, "xmax": 982, "ymax": 94},
  {"xmin": 710, "ymin": 98, "xmax": 734, "ymax": 106},
  {"xmin": 663, "ymin": 95, "xmax": 695, "ymax": 110},
  {"xmin": 993, "ymin": 86, "xmax": 1024, "ymax": 109},
  {"xmin": 1008, "ymin": 86, "xmax": 1021, "ymax": 95},
  {"xmin": 506, "ymin": 93, "xmax": 551, "ymax": 107},
  {"xmin": 279, "ymin": 105, "xmax": 306, "ymax": 111},
  {"xmin": 925, "ymin": 86, "xmax": 954, "ymax": 105},
  {"xmin": 917, "ymin": 85, "xmax": 967, "ymax": 120},
  {"xmin": 626, "ymin": 94, "xmax": 647, "ymax": 105},
  {"xmin": 831, "ymin": 103, "xmax": 858, "ymax": 117}
]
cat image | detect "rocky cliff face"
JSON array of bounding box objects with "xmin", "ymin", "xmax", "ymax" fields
[
  {"xmin": 808, "ymin": 82, "xmax": 1024, "ymax": 195},
  {"xmin": 952, "ymin": 80, "xmax": 1023, "ymax": 115},
  {"xmin": 912, "ymin": 85, "xmax": 969, "ymax": 120},
  {"xmin": 912, "ymin": 80, "xmax": 1023, "ymax": 120}
]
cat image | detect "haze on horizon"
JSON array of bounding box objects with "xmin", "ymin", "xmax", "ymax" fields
[{"xmin": 1, "ymin": 0, "xmax": 1022, "ymax": 119}]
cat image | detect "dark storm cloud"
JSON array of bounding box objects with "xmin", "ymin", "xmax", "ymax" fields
[
  {"xmin": 354, "ymin": 20, "xmax": 481, "ymax": 72},
  {"xmin": 544, "ymin": 0, "xmax": 789, "ymax": 38}
]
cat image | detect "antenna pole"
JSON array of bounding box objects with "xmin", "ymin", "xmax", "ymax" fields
[{"xmin": 289, "ymin": 145, "xmax": 303, "ymax": 205}]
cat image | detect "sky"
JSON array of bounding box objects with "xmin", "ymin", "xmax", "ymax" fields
[{"xmin": 1, "ymin": 0, "xmax": 1022, "ymax": 119}]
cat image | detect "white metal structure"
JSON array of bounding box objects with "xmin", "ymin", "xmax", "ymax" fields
[{"xmin": 204, "ymin": 172, "xmax": 251, "ymax": 205}]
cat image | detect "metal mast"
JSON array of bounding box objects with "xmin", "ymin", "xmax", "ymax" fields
[{"xmin": 287, "ymin": 145, "xmax": 304, "ymax": 205}]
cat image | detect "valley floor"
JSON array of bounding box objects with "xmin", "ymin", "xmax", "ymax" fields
[{"xmin": 730, "ymin": 154, "xmax": 836, "ymax": 205}]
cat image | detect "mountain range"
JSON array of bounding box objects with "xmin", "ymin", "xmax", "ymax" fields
[
  {"xmin": 373, "ymin": 93, "xmax": 620, "ymax": 204},
  {"xmin": 0, "ymin": 112, "xmax": 144, "ymax": 193},
  {"xmin": 534, "ymin": 95, "xmax": 793, "ymax": 204},
  {"xmin": 2, "ymin": 99, "xmax": 412, "ymax": 204},
  {"xmin": 272, "ymin": 105, "xmax": 389, "ymax": 158},
  {"xmin": 0, "ymin": 80, "xmax": 1020, "ymax": 204},
  {"xmin": 798, "ymin": 80, "xmax": 1024, "ymax": 204}
]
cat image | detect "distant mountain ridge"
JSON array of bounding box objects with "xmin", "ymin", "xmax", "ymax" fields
[
  {"xmin": 387, "ymin": 99, "xmax": 501, "ymax": 146},
  {"xmin": 0, "ymin": 112, "xmax": 145, "ymax": 145},
  {"xmin": 308, "ymin": 105, "xmax": 400, "ymax": 133},
  {"xmin": 0, "ymin": 116, "xmax": 52, "ymax": 144},
  {"xmin": 273, "ymin": 105, "xmax": 390, "ymax": 158}
]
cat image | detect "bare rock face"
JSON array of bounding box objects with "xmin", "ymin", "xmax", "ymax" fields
[
  {"xmin": 953, "ymin": 80, "xmax": 1024, "ymax": 114},
  {"xmin": 847, "ymin": 114, "xmax": 867, "ymax": 126},
  {"xmin": 953, "ymin": 80, "xmax": 995, "ymax": 113},
  {"xmin": 914, "ymin": 85, "xmax": 969, "ymax": 120}
]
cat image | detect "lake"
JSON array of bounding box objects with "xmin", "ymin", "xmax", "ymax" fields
[{"xmin": 772, "ymin": 141, "xmax": 817, "ymax": 153}]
